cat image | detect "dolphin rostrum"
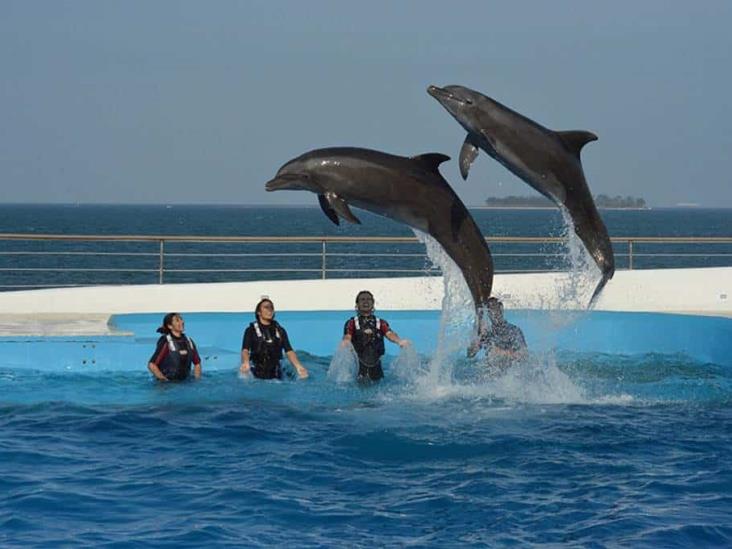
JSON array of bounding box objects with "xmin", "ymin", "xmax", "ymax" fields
[
  {"xmin": 265, "ymin": 147, "xmax": 494, "ymax": 328},
  {"xmin": 427, "ymin": 84, "xmax": 615, "ymax": 305}
]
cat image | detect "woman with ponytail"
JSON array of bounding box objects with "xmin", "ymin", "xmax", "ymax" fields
[{"xmin": 147, "ymin": 313, "xmax": 202, "ymax": 382}]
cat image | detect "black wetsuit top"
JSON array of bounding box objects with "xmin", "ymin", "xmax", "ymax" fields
[
  {"xmin": 344, "ymin": 315, "xmax": 390, "ymax": 382},
  {"xmin": 242, "ymin": 321, "xmax": 293, "ymax": 380},
  {"xmin": 149, "ymin": 333, "xmax": 201, "ymax": 381}
]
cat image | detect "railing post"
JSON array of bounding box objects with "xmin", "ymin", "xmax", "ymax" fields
[
  {"xmin": 628, "ymin": 240, "xmax": 634, "ymax": 270},
  {"xmin": 321, "ymin": 240, "xmax": 327, "ymax": 279},
  {"xmin": 159, "ymin": 240, "xmax": 165, "ymax": 284}
]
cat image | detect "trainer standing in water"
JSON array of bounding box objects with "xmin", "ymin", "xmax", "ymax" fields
[
  {"xmin": 148, "ymin": 313, "xmax": 202, "ymax": 382},
  {"xmin": 240, "ymin": 298, "xmax": 309, "ymax": 380},
  {"xmin": 469, "ymin": 297, "xmax": 528, "ymax": 367},
  {"xmin": 342, "ymin": 290, "xmax": 409, "ymax": 382}
]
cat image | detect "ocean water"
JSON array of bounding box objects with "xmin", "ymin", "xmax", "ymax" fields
[{"xmin": 1, "ymin": 205, "xmax": 732, "ymax": 547}]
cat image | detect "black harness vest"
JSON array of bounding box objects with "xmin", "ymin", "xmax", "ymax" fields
[
  {"xmin": 249, "ymin": 321, "xmax": 284, "ymax": 379},
  {"xmin": 351, "ymin": 315, "xmax": 385, "ymax": 370},
  {"xmin": 159, "ymin": 334, "xmax": 195, "ymax": 381}
]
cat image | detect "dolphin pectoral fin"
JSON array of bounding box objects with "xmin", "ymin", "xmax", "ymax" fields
[
  {"xmin": 556, "ymin": 130, "xmax": 598, "ymax": 159},
  {"xmin": 459, "ymin": 134, "xmax": 480, "ymax": 180},
  {"xmin": 325, "ymin": 192, "xmax": 361, "ymax": 225},
  {"xmin": 317, "ymin": 194, "xmax": 340, "ymax": 226},
  {"xmin": 410, "ymin": 153, "xmax": 451, "ymax": 173}
]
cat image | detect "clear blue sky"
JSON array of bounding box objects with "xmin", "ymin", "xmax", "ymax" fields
[{"xmin": 2, "ymin": 1, "xmax": 731, "ymax": 207}]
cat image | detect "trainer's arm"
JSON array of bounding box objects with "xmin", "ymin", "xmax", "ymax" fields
[
  {"xmin": 467, "ymin": 339, "xmax": 481, "ymax": 358},
  {"xmin": 386, "ymin": 330, "xmax": 410, "ymax": 348},
  {"xmin": 148, "ymin": 362, "xmax": 168, "ymax": 382},
  {"xmin": 286, "ymin": 350, "xmax": 309, "ymax": 379},
  {"xmin": 341, "ymin": 319, "xmax": 354, "ymax": 347},
  {"xmin": 240, "ymin": 349, "xmax": 251, "ymax": 375}
]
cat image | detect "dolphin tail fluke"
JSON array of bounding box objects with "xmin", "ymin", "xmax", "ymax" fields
[{"xmin": 588, "ymin": 271, "xmax": 612, "ymax": 309}]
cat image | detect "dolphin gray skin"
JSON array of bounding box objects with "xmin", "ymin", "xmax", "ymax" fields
[
  {"xmin": 265, "ymin": 147, "xmax": 494, "ymax": 325},
  {"xmin": 427, "ymin": 84, "xmax": 615, "ymax": 305}
]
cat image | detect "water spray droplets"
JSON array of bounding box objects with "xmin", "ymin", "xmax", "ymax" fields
[
  {"xmin": 553, "ymin": 208, "xmax": 599, "ymax": 309},
  {"xmin": 414, "ymin": 229, "xmax": 474, "ymax": 386},
  {"xmin": 327, "ymin": 342, "xmax": 359, "ymax": 383}
]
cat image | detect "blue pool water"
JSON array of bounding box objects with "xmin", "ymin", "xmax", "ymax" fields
[{"xmin": 2, "ymin": 310, "xmax": 732, "ymax": 546}]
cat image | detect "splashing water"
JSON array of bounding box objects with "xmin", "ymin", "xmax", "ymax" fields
[
  {"xmin": 486, "ymin": 352, "xmax": 589, "ymax": 404},
  {"xmin": 414, "ymin": 230, "xmax": 474, "ymax": 383},
  {"xmin": 408, "ymin": 229, "xmax": 591, "ymax": 405},
  {"xmin": 345, "ymin": 215, "xmax": 671, "ymax": 406},
  {"xmin": 327, "ymin": 342, "xmax": 359, "ymax": 383},
  {"xmin": 552, "ymin": 207, "xmax": 601, "ymax": 309},
  {"xmin": 526, "ymin": 207, "xmax": 606, "ymax": 330},
  {"xmin": 390, "ymin": 342, "xmax": 423, "ymax": 384}
]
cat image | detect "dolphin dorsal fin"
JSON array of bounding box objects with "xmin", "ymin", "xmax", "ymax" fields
[
  {"xmin": 556, "ymin": 131, "xmax": 598, "ymax": 158},
  {"xmin": 410, "ymin": 153, "xmax": 451, "ymax": 173}
]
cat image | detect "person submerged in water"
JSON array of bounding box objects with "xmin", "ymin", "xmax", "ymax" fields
[
  {"xmin": 240, "ymin": 298, "xmax": 309, "ymax": 380},
  {"xmin": 341, "ymin": 290, "xmax": 410, "ymax": 382},
  {"xmin": 469, "ymin": 297, "xmax": 528, "ymax": 369},
  {"xmin": 148, "ymin": 312, "xmax": 202, "ymax": 382}
]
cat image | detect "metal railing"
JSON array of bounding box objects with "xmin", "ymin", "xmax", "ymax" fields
[{"xmin": 0, "ymin": 233, "xmax": 731, "ymax": 290}]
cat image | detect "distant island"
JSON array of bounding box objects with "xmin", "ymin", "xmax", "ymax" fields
[{"xmin": 482, "ymin": 194, "xmax": 648, "ymax": 209}]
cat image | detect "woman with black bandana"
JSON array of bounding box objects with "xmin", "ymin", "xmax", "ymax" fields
[{"xmin": 239, "ymin": 298, "xmax": 309, "ymax": 380}]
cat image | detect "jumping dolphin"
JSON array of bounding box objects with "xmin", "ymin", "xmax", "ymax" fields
[
  {"xmin": 427, "ymin": 84, "xmax": 615, "ymax": 305},
  {"xmin": 265, "ymin": 147, "xmax": 494, "ymax": 327}
]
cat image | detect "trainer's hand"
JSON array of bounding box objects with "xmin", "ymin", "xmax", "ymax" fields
[{"xmin": 467, "ymin": 339, "xmax": 480, "ymax": 359}]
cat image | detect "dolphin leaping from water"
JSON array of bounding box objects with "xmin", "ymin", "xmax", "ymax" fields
[
  {"xmin": 265, "ymin": 147, "xmax": 494, "ymax": 330},
  {"xmin": 428, "ymin": 84, "xmax": 615, "ymax": 305}
]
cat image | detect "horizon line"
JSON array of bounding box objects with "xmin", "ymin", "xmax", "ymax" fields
[{"xmin": 0, "ymin": 202, "xmax": 729, "ymax": 210}]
